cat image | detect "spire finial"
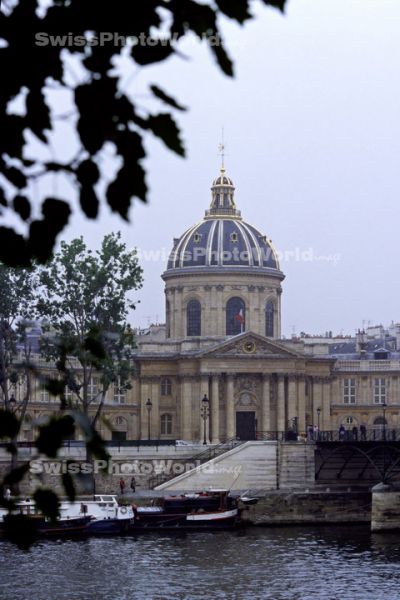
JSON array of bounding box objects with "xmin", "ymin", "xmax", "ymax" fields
[{"xmin": 218, "ymin": 127, "xmax": 226, "ymax": 171}]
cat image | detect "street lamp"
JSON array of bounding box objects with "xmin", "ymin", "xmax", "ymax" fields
[
  {"xmin": 146, "ymin": 398, "xmax": 152, "ymax": 441},
  {"xmin": 382, "ymin": 402, "xmax": 387, "ymax": 483},
  {"xmin": 200, "ymin": 394, "xmax": 209, "ymax": 445},
  {"xmin": 316, "ymin": 407, "xmax": 321, "ymax": 440}
]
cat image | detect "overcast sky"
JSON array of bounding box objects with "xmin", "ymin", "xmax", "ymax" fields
[{"xmin": 21, "ymin": 0, "xmax": 400, "ymax": 337}]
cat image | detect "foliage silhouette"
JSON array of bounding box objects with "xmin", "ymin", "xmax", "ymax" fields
[{"xmin": 0, "ymin": 0, "xmax": 286, "ymax": 266}]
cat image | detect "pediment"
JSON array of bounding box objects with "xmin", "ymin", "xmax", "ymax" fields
[{"xmin": 198, "ymin": 331, "xmax": 303, "ymax": 359}]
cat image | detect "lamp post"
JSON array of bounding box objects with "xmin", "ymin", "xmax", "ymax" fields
[
  {"xmin": 146, "ymin": 398, "xmax": 152, "ymax": 441},
  {"xmin": 317, "ymin": 407, "xmax": 321, "ymax": 440},
  {"xmin": 200, "ymin": 394, "xmax": 209, "ymax": 445},
  {"xmin": 382, "ymin": 402, "xmax": 387, "ymax": 483}
]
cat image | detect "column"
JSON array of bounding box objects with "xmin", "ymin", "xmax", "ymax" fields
[
  {"xmin": 313, "ymin": 378, "xmax": 323, "ymax": 430},
  {"xmin": 211, "ymin": 375, "xmax": 220, "ymax": 444},
  {"xmin": 139, "ymin": 380, "xmax": 150, "ymax": 440},
  {"xmin": 322, "ymin": 378, "xmax": 332, "ymax": 430},
  {"xmin": 261, "ymin": 375, "xmax": 271, "ymax": 432},
  {"xmin": 181, "ymin": 377, "xmax": 192, "ymax": 442},
  {"xmin": 175, "ymin": 286, "xmax": 183, "ymax": 338},
  {"xmin": 297, "ymin": 376, "xmax": 307, "ymax": 434},
  {"xmin": 151, "ymin": 380, "xmax": 160, "ymax": 440},
  {"xmin": 287, "ymin": 376, "xmax": 297, "ymax": 426},
  {"xmin": 199, "ymin": 375, "xmax": 210, "ymax": 443},
  {"xmin": 276, "ymin": 376, "xmax": 286, "ymax": 432},
  {"xmin": 226, "ymin": 374, "xmax": 235, "ymax": 440}
]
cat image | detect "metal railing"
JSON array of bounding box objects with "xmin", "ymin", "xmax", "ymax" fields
[{"xmin": 312, "ymin": 429, "xmax": 400, "ymax": 443}]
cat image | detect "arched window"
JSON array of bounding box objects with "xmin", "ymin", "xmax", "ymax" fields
[
  {"xmin": 226, "ymin": 297, "xmax": 245, "ymax": 335},
  {"xmin": 373, "ymin": 417, "xmax": 387, "ymax": 426},
  {"xmin": 265, "ymin": 301, "xmax": 274, "ymax": 337},
  {"xmin": 161, "ymin": 378, "xmax": 172, "ymax": 396},
  {"xmin": 187, "ymin": 299, "xmax": 201, "ymax": 336},
  {"xmin": 160, "ymin": 414, "xmax": 173, "ymax": 435},
  {"xmin": 115, "ymin": 416, "xmax": 127, "ymax": 428}
]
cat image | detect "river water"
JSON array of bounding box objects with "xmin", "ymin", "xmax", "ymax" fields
[{"xmin": 0, "ymin": 526, "xmax": 399, "ymax": 600}]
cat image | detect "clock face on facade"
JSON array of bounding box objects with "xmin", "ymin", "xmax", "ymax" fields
[{"xmin": 243, "ymin": 341, "xmax": 257, "ymax": 354}]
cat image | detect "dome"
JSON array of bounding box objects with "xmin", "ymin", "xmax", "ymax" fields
[{"xmin": 165, "ymin": 167, "xmax": 282, "ymax": 274}]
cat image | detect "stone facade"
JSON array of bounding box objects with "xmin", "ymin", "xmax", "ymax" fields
[{"xmin": 16, "ymin": 168, "xmax": 400, "ymax": 443}]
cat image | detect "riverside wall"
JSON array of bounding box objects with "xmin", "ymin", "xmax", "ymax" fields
[{"xmin": 242, "ymin": 490, "xmax": 372, "ymax": 525}]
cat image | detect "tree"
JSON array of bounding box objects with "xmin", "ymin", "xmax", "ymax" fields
[
  {"xmin": 0, "ymin": 264, "xmax": 38, "ymax": 489},
  {"xmin": 36, "ymin": 233, "xmax": 143, "ymax": 443},
  {"xmin": 0, "ymin": 0, "xmax": 287, "ymax": 267}
]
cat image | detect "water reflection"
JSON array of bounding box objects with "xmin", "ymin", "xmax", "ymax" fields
[{"xmin": 0, "ymin": 526, "xmax": 399, "ymax": 600}]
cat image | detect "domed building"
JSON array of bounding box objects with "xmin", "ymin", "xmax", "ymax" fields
[
  {"xmin": 163, "ymin": 166, "xmax": 284, "ymax": 340},
  {"xmin": 132, "ymin": 166, "xmax": 336, "ymax": 443},
  {"xmin": 19, "ymin": 165, "xmax": 400, "ymax": 447}
]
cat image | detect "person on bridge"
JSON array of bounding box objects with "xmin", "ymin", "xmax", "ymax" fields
[
  {"xmin": 360, "ymin": 424, "xmax": 367, "ymax": 441},
  {"xmin": 339, "ymin": 425, "xmax": 345, "ymax": 441}
]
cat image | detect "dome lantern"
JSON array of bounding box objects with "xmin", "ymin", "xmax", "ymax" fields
[{"xmin": 206, "ymin": 167, "xmax": 241, "ymax": 219}]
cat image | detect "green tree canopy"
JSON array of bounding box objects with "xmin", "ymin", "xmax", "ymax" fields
[{"xmin": 36, "ymin": 232, "xmax": 143, "ymax": 426}]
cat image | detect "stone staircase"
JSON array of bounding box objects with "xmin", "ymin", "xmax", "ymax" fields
[
  {"xmin": 154, "ymin": 441, "xmax": 280, "ymax": 492},
  {"xmin": 278, "ymin": 442, "xmax": 315, "ymax": 489}
]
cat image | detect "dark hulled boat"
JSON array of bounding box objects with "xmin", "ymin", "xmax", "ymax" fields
[{"xmin": 131, "ymin": 490, "xmax": 244, "ymax": 531}]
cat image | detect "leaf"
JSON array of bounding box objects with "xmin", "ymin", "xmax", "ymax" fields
[
  {"xmin": 106, "ymin": 165, "xmax": 146, "ymax": 219},
  {"xmin": 76, "ymin": 159, "xmax": 100, "ymax": 186},
  {"xmin": 86, "ymin": 430, "xmax": 110, "ymax": 462},
  {"xmin": 25, "ymin": 87, "xmax": 51, "ymax": 143},
  {"xmin": 131, "ymin": 43, "xmax": 174, "ymax": 65},
  {"xmin": 3, "ymin": 515, "xmax": 38, "ymax": 550},
  {"xmin": 210, "ymin": 39, "xmax": 234, "ymax": 77},
  {"xmin": 13, "ymin": 195, "xmax": 31, "ymax": 221},
  {"xmin": 79, "ymin": 186, "xmax": 99, "ymax": 219},
  {"xmin": 0, "ymin": 227, "xmax": 30, "ymax": 267},
  {"xmin": 0, "ymin": 188, "xmax": 7, "ymax": 207},
  {"xmin": 28, "ymin": 198, "xmax": 71, "ymax": 263},
  {"xmin": 35, "ymin": 415, "xmax": 75, "ymax": 458},
  {"xmin": 3, "ymin": 165, "xmax": 27, "ymax": 189},
  {"xmin": 106, "ymin": 131, "xmax": 147, "ymax": 218},
  {"xmin": 72, "ymin": 412, "xmax": 110, "ymax": 462},
  {"xmin": 33, "ymin": 488, "xmax": 60, "ymax": 522},
  {"xmin": 215, "ymin": 0, "xmax": 251, "ymax": 23},
  {"xmin": 75, "ymin": 78, "xmax": 119, "ymax": 154},
  {"xmin": 44, "ymin": 377, "xmax": 66, "ymax": 397},
  {"xmin": 84, "ymin": 332, "xmax": 106, "ymax": 360},
  {"xmin": 0, "ymin": 410, "xmax": 20, "ymax": 439},
  {"xmin": 146, "ymin": 113, "xmax": 185, "ymax": 156},
  {"xmin": 150, "ymin": 85, "xmax": 187, "ymax": 111},
  {"xmin": 3, "ymin": 463, "xmax": 30, "ymax": 486},
  {"xmin": 62, "ymin": 472, "xmax": 76, "ymax": 502},
  {"xmin": 262, "ymin": 0, "xmax": 287, "ymax": 12}
]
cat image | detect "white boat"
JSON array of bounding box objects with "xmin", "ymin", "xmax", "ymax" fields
[{"xmin": 60, "ymin": 495, "xmax": 134, "ymax": 534}]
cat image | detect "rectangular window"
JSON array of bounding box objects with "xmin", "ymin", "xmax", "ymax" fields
[
  {"xmin": 343, "ymin": 378, "xmax": 356, "ymax": 404},
  {"xmin": 40, "ymin": 386, "xmax": 50, "ymax": 402},
  {"xmin": 87, "ymin": 377, "xmax": 99, "ymax": 402},
  {"xmin": 113, "ymin": 380, "xmax": 126, "ymax": 404},
  {"xmin": 161, "ymin": 414, "xmax": 173, "ymax": 435},
  {"xmin": 374, "ymin": 378, "xmax": 386, "ymax": 404}
]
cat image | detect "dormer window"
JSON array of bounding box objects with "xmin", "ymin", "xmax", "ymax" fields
[
  {"xmin": 193, "ymin": 233, "xmax": 202, "ymax": 243},
  {"xmin": 230, "ymin": 232, "xmax": 238, "ymax": 243}
]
